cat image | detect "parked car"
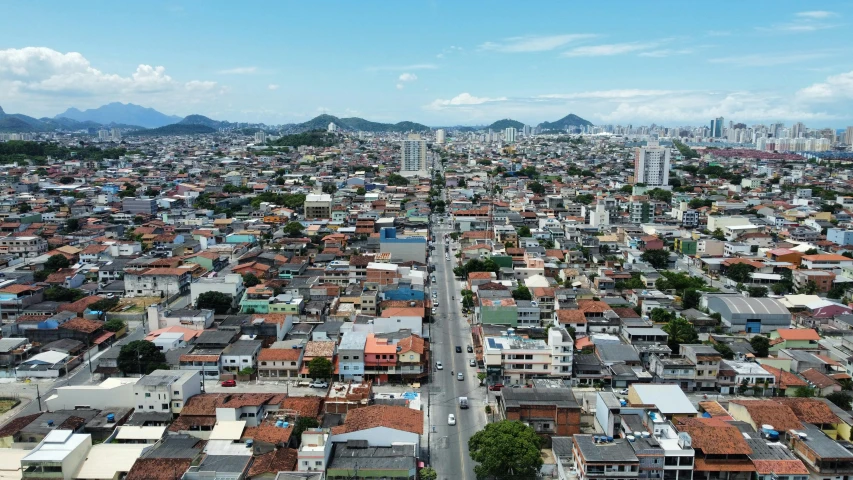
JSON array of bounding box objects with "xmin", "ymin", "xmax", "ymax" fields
[
  {"xmin": 466, "ymin": 345, "xmax": 473, "ymax": 353},
  {"xmin": 469, "ymin": 359, "xmax": 476, "ymax": 367},
  {"xmin": 457, "ymin": 372, "xmax": 464, "ymax": 381},
  {"xmin": 448, "ymin": 414, "xmax": 456, "ymax": 425},
  {"xmin": 455, "ymin": 346, "xmax": 462, "ymax": 353},
  {"xmin": 435, "ymin": 361, "xmax": 444, "ymax": 370},
  {"xmin": 310, "ymin": 380, "xmax": 329, "ymax": 389},
  {"xmin": 619, "ymin": 388, "xmax": 629, "ymax": 395},
  {"xmin": 221, "ymin": 380, "xmax": 236, "ymax": 387},
  {"xmin": 488, "ymin": 383, "xmax": 504, "ymax": 391}
]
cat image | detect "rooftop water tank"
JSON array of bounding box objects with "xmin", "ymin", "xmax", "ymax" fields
[{"xmin": 106, "ymin": 413, "xmax": 115, "ymax": 423}]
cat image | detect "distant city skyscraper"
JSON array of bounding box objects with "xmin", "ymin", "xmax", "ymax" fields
[
  {"xmin": 254, "ymin": 131, "xmax": 266, "ymax": 144},
  {"xmin": 633, "ymin": 140, "xmax": 670, "ymax": 187},
  {"xmin": 400, "ymin": 133, "xmax": 427, "ymax": 174},
  {"xmin": 504, "ymin": 127, "xmax": 516, "ymax": 143},
  {"xmin": 522, "ymin": 124, "xmax": 531, "ymax": 137},
  {"xmin": 327, "ymin": 122, "xmax": 337, "ymax": 132},
  {"xmin": 435, "ymin": 129, "xmax": 445, "ymax": 144},
  {"xmin": 709, "ymin": 117, "xmax": 724, "ymax": 138},
  {"xmin": 846, "ymin": 126, "xmax": 853, "ymax": 145}
]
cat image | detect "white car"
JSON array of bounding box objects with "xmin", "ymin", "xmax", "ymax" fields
[
  {"xmin": 434, "ymin": 301, "xmax": 439, "ymax": 307},
  {"xmin": 435, "ymin": 361, "xmax": 443, "ymax": 370},
  {"xmin": 309, "ymin": 380, "xmax": 329, "ymax": 389},
  {"xmin": 619, "ymin": 388, "xmax": 629, "ymax": 395},
  {"xmin": 448, "ymin": 414, "xmax": 456, "ymax": 425},
  {"xmin": 432, "ymin": 292, "xmax": 438, "ymax": 298}
]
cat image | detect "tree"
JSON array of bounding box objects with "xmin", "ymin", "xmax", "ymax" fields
[
  {"xmin": 771, "ymin": 282, "xmax": 790, "ymax": 295},
  {"xmin": 356, "ymin": 187, "xmax": 366, "ymax": 195},
  {"xmin": 45, "ymin": 254, "xmax": 70, "ymax": 272},
  {"xmin": 714, "ymin": 342, "xmax": 735, "ymax": 360},
  {"xmin": 282, "ymin": 222, "xmax": 304, "ymax": 237},
  {"xmin": 750, "ymin": 335, "xmax": 770, "ymax": 358},
  {"xmin": 661, "ymin": 317, "xmax": 699, "ymax": 352},
  {"xmin": 802, "ymin": 280, "xmax": 818, "ymax": 295},
  {"xmin": 682, "ymin": 289, "xmax": 701, "ymax": 310},
  {"xmin": 650, "ymin": 308, "xmax": 675, "ymax": 324},
  {"xmin": 512, "ymin": 286, "xmax": 532, "ymax": 301},
  {"xmin": 726, "ymin": 263, "xmax": 755, "ymax": 283},
  {"xmin": 292, "ymin": 417, "xmax": 320, "ymax": 443},
  {"xmin": 828, "ymin": 284, "xmax": 846, "ymax": 299},
  {"xmin": 477, "ymin": 372, "xmax": 486, "ymax": 386},
  {"xmin": 44, "ymin": 286, "xmax": 85, "ymax": 302},
  {"xmin": 89, "ymin": 297, "xmax": 119, "ymax": 313},
  {"xmin": 468, "ymin": 420, "xmax": 543, "ymax": 480},
  {"xmin": 516, "ymin": 226, "xmax": 531, "ymax": 238},
  {"xmin": 747, "ymin": 286, "xmax": 768, "ymax": 298},
  {"xmin": 419, "ymin": 467, "xmax": 438, "ymax": 480},
  {"xmin": 197, "ymin": 291, "xmax": 234, "ymax": 314},
  {"xmin": 826, "ymin": 392, "xmax": 853, "ymax": 410},
  {"xmin": 104, "ymin": 319, "xmax": 125, "ymax": 332},
  {"xmin": 641, "ymin": 248, "xmax": 670, "ymax": 269},
  {"xmin": 712, "ymin": 228, "xmax": 725, "ymax": 240},
  {"xmin": 308, "ymin": 357, "xmax": 333, "ymax": 379},
  {"xmin": 738, "ymin": 378, "xmax": 750, "ymax": 395},
  {"xmin": 386, "ymin": 173, "xmax": 409, "ymax": 186},
  {"xmin": 794, "ymin": 386, "xmax": 815, "ymax": 398},
  {"xmin": 528, "ymin": 181, "xmax": 545, "ymax": 195},
  {"xmin": 118, "ymin": 340, "xmax": 168, "ymax": 375},
  {"xmin": 18, "ymin": 203, "xmax": 31, "ymax": 213},
  {"xmin": 242, "ymin": 273, "xmax": 261, "ymax": 288}
]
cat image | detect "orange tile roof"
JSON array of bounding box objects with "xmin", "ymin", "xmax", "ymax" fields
[
  {"xmin": 729, "ymin": 400, "xmax": 803, "ymax": 432},
  {"xmin": 775, "ymin": 328, "xmax": 820, "ymax": 341},
  {"xmin": 802, "ymin": 254, "xmax": 851, "ymax": 261},
  {"xmin": 380, "ymin": 307, "xmax": 424, "ymax": 318},
  {"xmin": 752, "ymin": 460, "xmax": 808, "ymax": 475},
  {"xmin": 774, "ymin": 398, "xmax": 840, "ymax": 425},
  {"xmin": 677, "ymin": 417, "xmax": 753, "ymax": 455},
  {"xmin": 330, "ymin": 405, "xmax": 423, "ymax": 435},
  {"xmin": 577, "ymin": 299, "xmax": 611, "ymax": 313},
  {"xmin": 259, "ymin": 348, "xmax": 302, "ymax": 362},
  {"xmin": 242, "ymin": 423, "xmax": 293, "ymax": 446},
  {"xmin": 556, "ymin": 309, "xmax": 586, "ymax": 324},
  {"xmin": 280, "ymin": 396, "xmax": 323, "ymax": 418}
]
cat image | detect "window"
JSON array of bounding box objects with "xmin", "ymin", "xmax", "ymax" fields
[
  {"xmin": 344, "ymin": 366, "xmax": 349, "ymax": 370},
  {"xmin": 261, "ymin": 362, "xmax": 267, "ymax": 366},
  {"xmin": 353, "ymin": 356, "xmax": 359, "ymax": 360},
  {"xmin": 174, "ymin": 402, "xmax": 181, "ymax": 408},
  {"xmin": 315, "ymin": 461, "xmax": 322, "ymax": 466},
  {"xmin": 162, "ymin": 403, "xmax": 169, "ymax": 410},
  {"xmin": 173, "ymin": 390, "xmax": 179, "ymax": 395},
  {"xmin": 149, "ymin": 405, "xmax": 154, "ymax": 409},
  {"xmin": 138, "ymin": 405, "xmax": 143, "ymax": 409},
  {"xmin": 343, "ymin": 356, "xmax": 349, "ymax": 360},
  {"xmin": 145, "ymin": 393, "xmax": 151, "ymax": 397}
]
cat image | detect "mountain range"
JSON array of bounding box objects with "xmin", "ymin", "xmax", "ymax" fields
[
  {"xmin": 0, "ymin": 101, "xmax": 594, "ymax": 134},
  {"xmin": 55, "ymin": 102, "xmax": 182, "ymax": 129}
]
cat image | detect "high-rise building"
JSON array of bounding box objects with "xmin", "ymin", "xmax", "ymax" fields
[
  {"xmin": 254, "ymin": 131, "xmax": 266, "ymax": 144},
  {"xmin": 846, "ymin": 127, "xmax": 853, "ymax": 145},
  {"xmin": 633, "ymin": 140, "xmax": 670, "ymax": 187},
  {"xmin": 435, "ymin": 129, "xmax": 445, "ymax": 144},
  {"xmin": 504, "ymin": 127, "xmax": 517, "ymax": 143},
  {"xmin": 327, "ymin": 122, "xmax": 337, "ymax": 133},
  {"xmin": 98, "ymin": 129, "xmax": 110, "ymax": 141},
  {"xmin": 111, "ymin": 128, "xmax": 121, "ymax": 142},
  {"xmin": 709, "ymin": 117, "xmax": 724, "ymax": 138},
  {"xmin": 791, "ymin": 122, "xmax": 806, "ymax": 138},
  {"xmin": 400, "ymin": 134, "xmax": 427, "ymax": 174},
  {"xmin": 522, "ymin": 125, "xmax": 531, "ymax": 137}
]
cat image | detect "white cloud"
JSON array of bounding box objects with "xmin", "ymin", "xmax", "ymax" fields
[
  {"xmin": 639, "ymin": 49, "xmax": 693, "ymax": 58},
  {"xmin": 365, "ymin": 64, "xmax": 437, "ymax": 72},
  {"xmin": 0, "ymin": 47, "xmax": 220, "ymax": 116},
  {"xmin": 217, "ymin": 67, "xmax": 257, "ymax": 74},
  {"xmin": 426, "ymin": 92, "xmax": 507, "ymax": 110},
  {"xmin": 268, "ymin": 84, "xmax": 280, "ymax": 90},
  {"xmin": 478, "ymin": 34, "xmax": 597, "ymax": 53},
  {"xmin": 537, "ymin": 89, "xmax": 678, "ymax": 100},
  {"xmin": 396, "ymin": 83, "xmax": 404, "ymax": 90},
  {"xmin": 562, "ymin": 42, "xmax": 659, "ymax": 57},
  {"xmin": 709, "ymin": 52, "xmax": 833, "ymax": 67},
  {"xmin": 796, "ymin": 11, "xmax": 835, "ymax": 19},
  {"xmin": 398, "ymin": 73, "xmax": 418, "ymax": 82},
  {"xmin": 798, "ymin": 70, "xmax": 853, "ymax": 101}
]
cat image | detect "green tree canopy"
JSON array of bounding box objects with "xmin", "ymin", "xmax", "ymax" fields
[
  {"xmin": 827, "ymin": 392, "xmax": 853, "ymax": 410},
  {"xmin": 197, "ymin": 291, "xmax": 234, "ymax": 315},
  {"xmin": 726, "ymin": 263, "xmax": 755, "ymax": 283},
  {"xmin": 386, "ymin": 173, "xmax": 409, "ymax": 186},
  {"xmin": 45, "ymin": 254, "xmax": 70, "ymax": 271},
  {"xmin": 356, "ymin": 187, "xmax": 366, "ymax": 195},
  {"xmin": 655, "ymin": 271, "xmax": 706, "ymax": 294},
  {"xmin": 682, "ymin": 289, "xmax": 701, "ymax": 310},
  {"xmin": 516, "ymin": 226, "xmax": 531, "ymax": 237},
  {"xmin": 468, "ymin": 420, "xmax": 543, "ymax": 480},
  {"xmin": 242, "ymin": 273, "xmax": 261, "ymax": 288},
  {"xmin": 104, "ymin": 319, "xmax": 126, "ymax": 332},
  {"xmin": 747, "ymin": 286, "xmax": 768, "ymax": 298},
  {"xmin": 750, "ymin": 335, "xmax": 770, "ymax": 358},
  {"xmin": 512, "ymin": 286, "xmax": 532, "ymax": 301},
  {"xmin": 641, "ymin": 248, "xmax": 670, "ymax": 269},
  {"xmin": 118, "ymin": 340, "xmax": 168, "ymax": 375},
  {"xmin": 714, "ymin": 342, "xmax": 735, "ymax": 360},
  {"xmin": 292, "ymin": 417, "xmax": 320, "ymax": 444},
  {"xmin": 308, "ymin": 357, "xmax": 333, "ymax": 379},
  {"xmin": 44, "ymin": 286, "xmax": 86, "ymax": 302},
  {"xmin": 528, "ymin": 181, "xmax": 545, "ymax": 195},
  {"xmin": 661, "ymin": 317, "xmax": 699, "ymax": 353},
  {"xmin": 282, "ymin": 221, "xmax": 305, "ymax": 237},
  {"xmin": 453, "ymin": 258, "xmax": 499, "ymax": 278}
]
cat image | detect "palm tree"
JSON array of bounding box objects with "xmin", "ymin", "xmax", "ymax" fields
[{"xmin": 661, "ymin": 317, "xmax": 699, "ymax": 352}]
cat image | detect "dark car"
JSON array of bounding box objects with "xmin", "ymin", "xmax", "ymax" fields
[
  {"xmin": 466, "ymin": 345, "xmax": 473, "ymax": 353},
  {"xmin": 488, "ymin": 383, "xmax": 504, "ymax": 391},
  {"xmin": 221, "ymin": 380, "xmax": 236, "ymax": 387},
  {"xmin": 455, "ymin": 346, "xmax": 462, "ymax": 353}
]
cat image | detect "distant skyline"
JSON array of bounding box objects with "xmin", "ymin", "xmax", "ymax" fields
[{"xmin": 1, "ymin": 1, "xmax": 852, "ymax": 126}]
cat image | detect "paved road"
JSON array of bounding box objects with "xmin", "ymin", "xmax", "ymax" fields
[
  {"xmin": 1, "ymin": 324, "xmax": 146, "ymax": 422},
  {"xmin": 427, "ymin": 220, "xmax": 488, "ymax": 480}
]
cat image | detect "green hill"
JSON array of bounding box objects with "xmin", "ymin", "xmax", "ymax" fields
[
  {"xmin": 129, "ymin": 124, "xmax": 217, "ymax": 136},
  {"xmin": 488, "ymin": 119, "xmax": 525, "ymax": 131},
  {"xmin": 179, "ymin": 114, "xmax": 228, "ymax": 129},
  {"xmin": 293, "ymin": 115, "xmax": 430, "ymax": 133},
  {"xmin": 538, "ymin": 113, "xmax": 593, "ymax": 131},
  {"xmin": 270, "ymin": 131, "xmax": 337, "ymax": 148}
]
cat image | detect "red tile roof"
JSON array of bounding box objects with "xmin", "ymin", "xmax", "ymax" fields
[
  {"xmin": 126, "ymin": 458, "xmax": 192, "ymax": 480},
  {"xmin": 330, "ymin": 405, "xmax": 423, "ymax": 435},
  {"xmin": 677, "ymin": 417, "xmax": 753, "ymax": 455},
  {"xmin": 247, "ymin": 448, "xmax": 297, "ymax": 477}
]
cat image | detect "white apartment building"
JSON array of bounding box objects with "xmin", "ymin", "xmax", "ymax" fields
[
  {"xmin": 190, "ymin": 274, "xmax": 245, "ymax": 310},
  {"xmin": 483, "ymin": 330, "xmax": 553, "ymax": 385},
  {"xmin": 549, "ymin": 325, "xmax": 574, "ymax": 379},
  {"xmin": 633, "ymin": 140, "xmax": 670, "ymax": 186},
  {"xmin": 133, "ymin": 369, "xmax": 201, "ymax": 414},
  {"xmin": 400, "ymin": 134, "xmax": 427, "ymax": 175},
  {"xmin": 0, "ymin": 236, "xmax": 48, "ymax": 258},
  {"xmin": 435, "ymin": 129, "xmax": 445, "ymax": 144},
  {"xmin": 254, "ymin": 131, "xmax": 266, "ymax": 144},
  {"xmin": 298, "ymin": 429, "xmax": 334, "ymax": 473},
  {"xmin": 505, "ymin": 127, "xmax": 517, "ymax": 143}
]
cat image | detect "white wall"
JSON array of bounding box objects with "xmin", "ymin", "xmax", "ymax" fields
[
  {"xmin": 45, "ymin": 379, "xmax": 138, "ymax": 411},
  {"xmin": 331, "ymin": 426, "xmax": 419, "ymax": 449}
]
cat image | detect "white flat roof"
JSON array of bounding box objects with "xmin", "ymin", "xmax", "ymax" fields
[
  {"xmin": 22, "ymin": 431, "xmax": 88, "ymax": 463},
  {"xmin": 115, "ymin": 426, "xmax": 167, "ymax": 441},
  {"xmin": 209, "ymin": 420, "xmax": 246, "ymax": 440},
  {"xmin": 75, "ymin": 444, "xmax": 148, "ymax": 479},
  {"xmin": 0, "ymin": 448, "xmax": 28, "ymax": 479},
  {"xmin": 631, "ymin": 384, "xmax": 698, "ymax": 415}
]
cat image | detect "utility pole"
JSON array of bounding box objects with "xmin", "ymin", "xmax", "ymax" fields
[{"xmin": 35, "ymin": 383, "xmax": 42, "ymax": 412}]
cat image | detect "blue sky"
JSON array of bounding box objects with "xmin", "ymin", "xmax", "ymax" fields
[{"xmin": 1, "ymin": 0, "xmax": 852, "ymax": 126}]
